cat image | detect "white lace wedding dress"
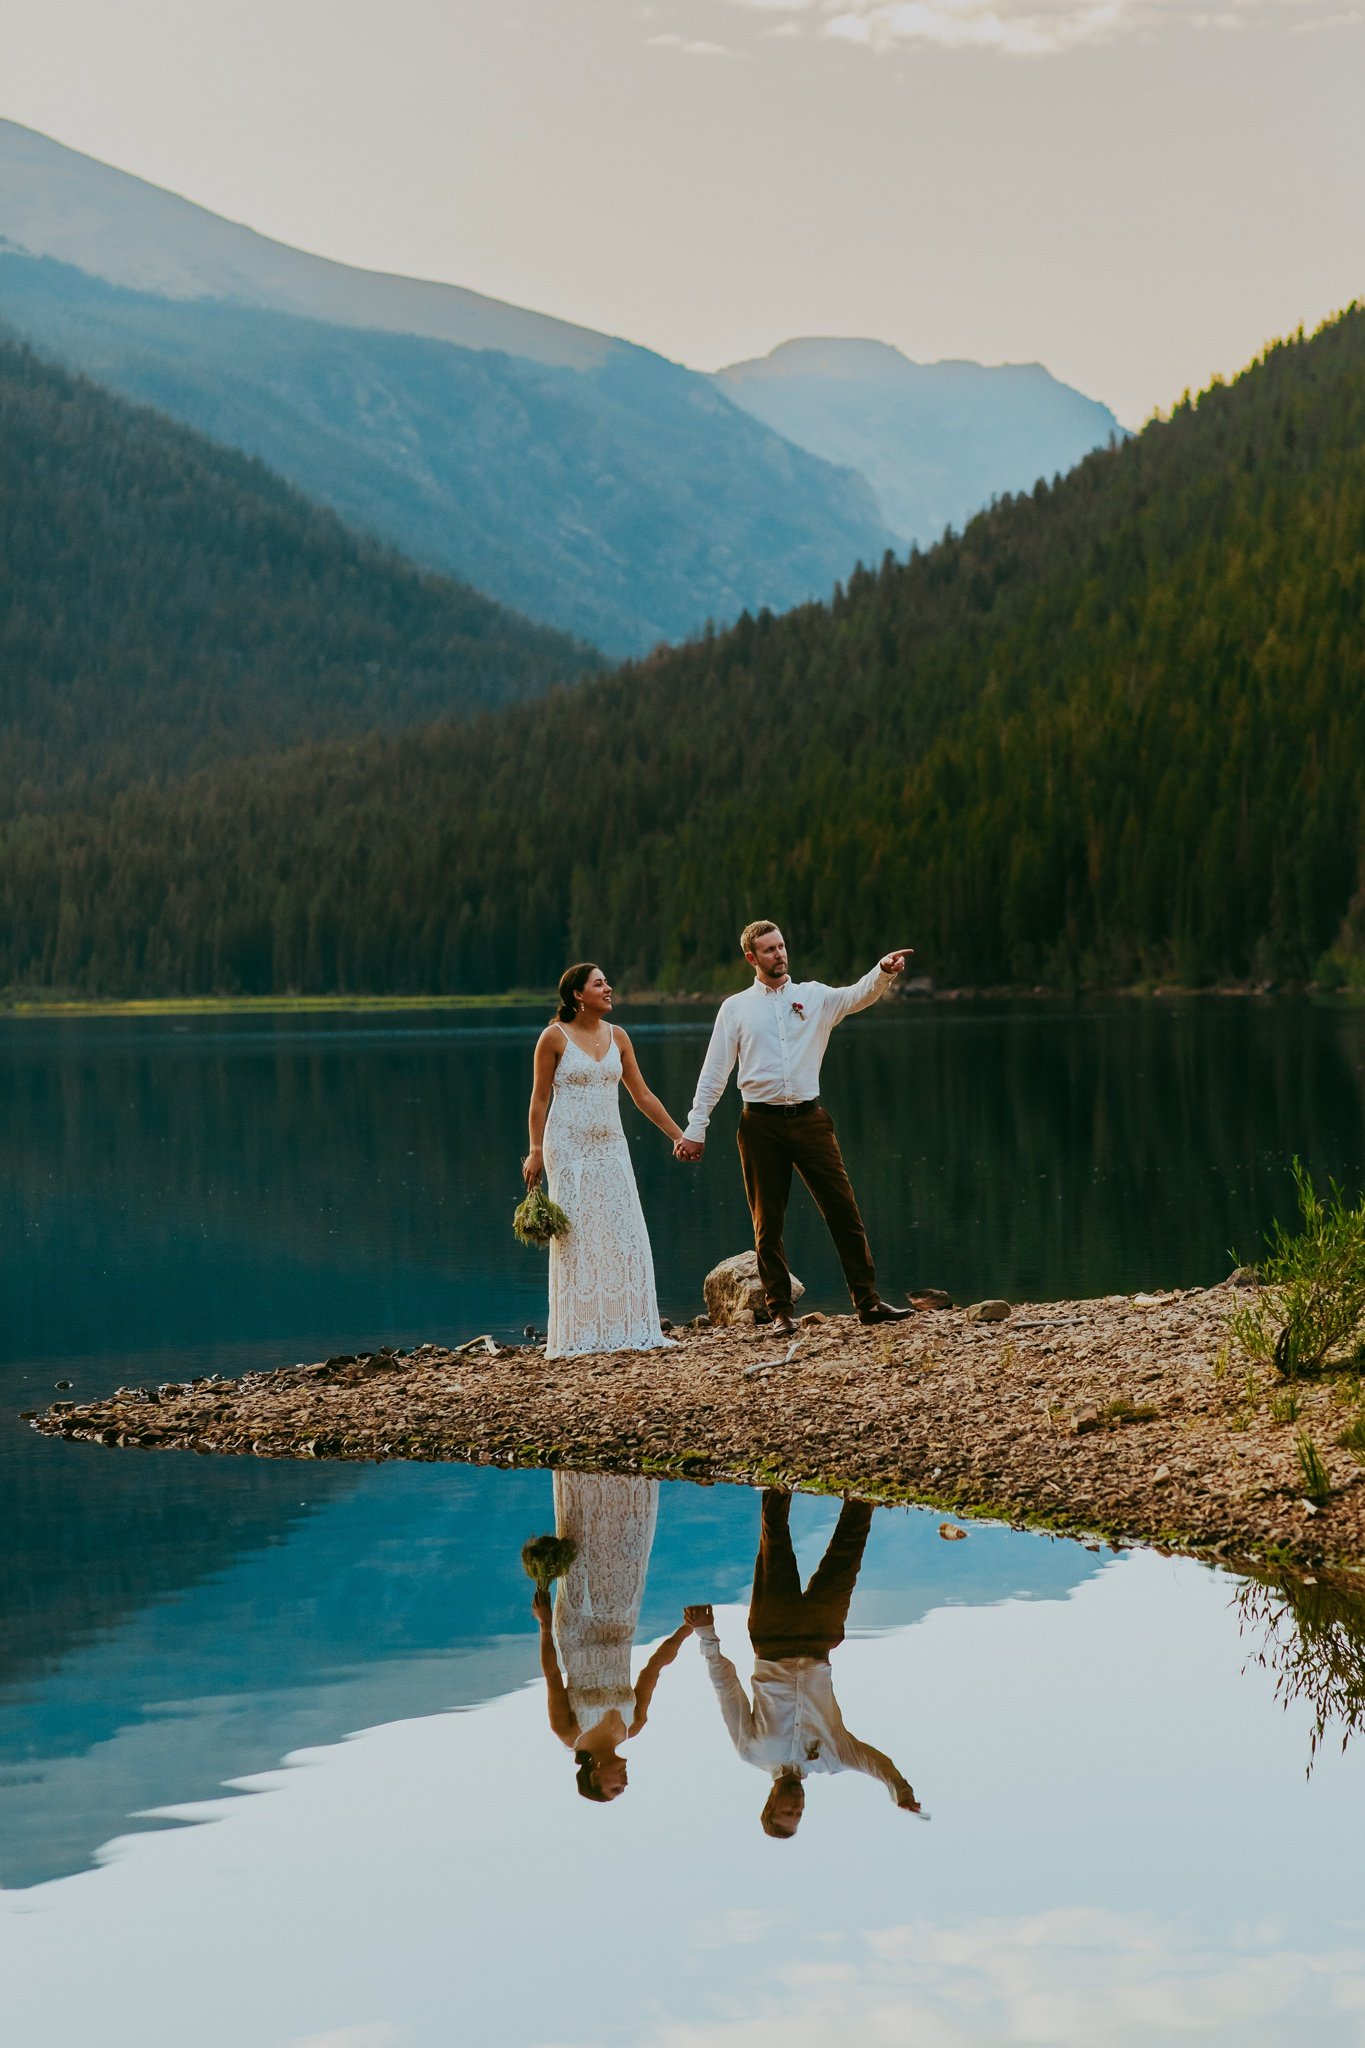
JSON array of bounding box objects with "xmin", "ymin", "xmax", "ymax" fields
[
  {"xmin": 552, "ymin": 1471, "xmax": 659, "ymax": 1733},
  {"xmin": 543, "ymin": 1027, "xmax": 674, "ymax": 1360}
]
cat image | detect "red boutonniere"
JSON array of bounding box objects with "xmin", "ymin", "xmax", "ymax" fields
[{"xmin": 790, "ymin": 1001, "xmax": 805, "ymax": 1020}]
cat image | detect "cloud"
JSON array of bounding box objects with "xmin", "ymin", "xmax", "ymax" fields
[
  {"xmin": 719, "ymin": 0, "xmax": 1361, "ymax": 56},
  {"xmin": 641, "ymin": 1909, "xmax": 1365, "ymax": 2048},
  {"xmin": 647, "ymin": 30, "xmax": 738, "ymax": 51},
  {"xmin": 281, "ymin": 2028, "xmax": 398, "ymax": 2048}
]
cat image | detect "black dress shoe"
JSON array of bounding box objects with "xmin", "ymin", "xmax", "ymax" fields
[
  {"xmin": 858, "ymin": 1300, "xmax": 914, "ymax": 1325},
  {"xmin": 769, "ymin": 1313, "xmax": 798, "ymax": 1337}
]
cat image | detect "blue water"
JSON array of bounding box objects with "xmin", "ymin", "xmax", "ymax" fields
[{"xmin": 4, "ymin": 1001, "xmax": 1365, "ymax": 2044}]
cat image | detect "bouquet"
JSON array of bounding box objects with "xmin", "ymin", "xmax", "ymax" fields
[
  {"xmin": 521, "ymin": 1533, "xmax": 579, "ymax": 1591},
  {"xmin": 512, "ymin": 1183, "xmax": 570, "ymax": 1248}
]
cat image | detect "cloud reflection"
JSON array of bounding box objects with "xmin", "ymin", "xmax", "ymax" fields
[{"xmin": 648, "ymin": 1909, "xmax": 1365, "ymax": 2045}]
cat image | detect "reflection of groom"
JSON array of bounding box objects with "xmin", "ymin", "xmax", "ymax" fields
[
  {"xmin": 674, "ymin": 920, "xmax": 914, "ymax": 1337},
  {"xmin": 686, "ymin": 1491, "xmax": 922, "ymax": 1836}
]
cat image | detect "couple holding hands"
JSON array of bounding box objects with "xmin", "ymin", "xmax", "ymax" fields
[{"xmin": 523, "ymin": 918, "xmax": 914, "ymax": 1360}]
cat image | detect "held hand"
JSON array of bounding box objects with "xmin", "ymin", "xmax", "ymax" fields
[
  {"xmin": 879, "ymin": 948, "xmax": 915, "ymax": 976},
  {"xmin": 674, "ymin": 1138, "xmax": 705, "ymax": 1163},
  {"xmin": 683, "ymin": 1604, "xmax": 714, "ymax": 1628},
  {"xmin": 522, "ymin": 1147, "xmax": 543, "ymax": 1189}
]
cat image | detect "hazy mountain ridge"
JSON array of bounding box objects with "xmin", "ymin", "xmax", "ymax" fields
[
  {"xmin": 2, "ymin": 120, "xmax": 1129, "ymax": 656},
  {"xmin": 0, "ymin": 249, "xmax": 892, "ymax": 654},
  {"xmin": 0, "ymin": 123, "xmax": 896, "ymax": 654},
  {"xmin": 0, "ymin": 335, "xmax": 599, "ymax": 813},
  {"xmin": 2, "ymin": 305, "xmax": 1360, "ymax": 996},
  {"xmin": 717, "ymin": 336, "xmax": 1126, "ymax": 546},
  {"xmin": 0, "ymin": 117, "xmax": 617, "ymax": 371}
]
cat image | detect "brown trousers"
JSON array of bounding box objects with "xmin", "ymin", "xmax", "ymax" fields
[
  {"xmin": 749, "ymin": 1490, "xmax": 874, "ymax": 1660},
  {"xmin": 736, "ymin": 1103, "xmax": 878, "ymax": 1317}
]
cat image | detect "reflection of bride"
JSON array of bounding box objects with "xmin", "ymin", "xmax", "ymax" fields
[{"xmin": 534, "ymin": 1472, "xmax": 691, "ymax": 1800}]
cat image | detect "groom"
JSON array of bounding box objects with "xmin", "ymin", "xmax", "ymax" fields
[{"xmin": 674, "ymin": 921, "xmax": 913, "ymax": 1336}]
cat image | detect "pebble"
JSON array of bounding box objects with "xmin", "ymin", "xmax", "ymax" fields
[{"xmin": 26, "ymin": 1284, "xmax": 1363, "ymax": 1569}]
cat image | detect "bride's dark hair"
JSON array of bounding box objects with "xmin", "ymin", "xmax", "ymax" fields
[
  {"xmin": 574, "ymin": 1750, "xmax": 613, "ymax": 1802},
  {"xmin": 556, "ymin": 963, "xmax": 599, "ymax": 1024}
]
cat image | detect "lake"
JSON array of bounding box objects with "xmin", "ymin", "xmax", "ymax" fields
[{"xmin": 4, "ymin": 997, "xmax": 1365, "ymax": 2044}]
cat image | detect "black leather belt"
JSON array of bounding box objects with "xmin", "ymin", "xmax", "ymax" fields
[{"xmin": 743, "ymin": 1097, "xmax": 820, "ymax": 1118}]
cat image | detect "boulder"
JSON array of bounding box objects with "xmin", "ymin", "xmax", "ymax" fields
[
  {"xmin": 965, "ymin": 1299, "xmax": 1011, "ymax": 1323},
  {"xmin": 908, "ymin": 1288, "xmax": 954, "ymax": 1311},
  {"xmin": 704, "ymin": 1251, "xmax": 804, "ymax": 1326},
  {"xmin": 1228, "ymin": 1266, "xmax": 1260, "ymax": 1290}
]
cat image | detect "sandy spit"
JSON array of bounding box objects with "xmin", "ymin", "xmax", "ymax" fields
[{"xmin": 27, "ymin": 1284, "xmax": 1365, "ymax": 1571}]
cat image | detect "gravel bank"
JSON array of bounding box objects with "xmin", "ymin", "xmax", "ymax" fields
[{"xmin": 28, "ymin": 1284, "xmax": 1365, "ymax": 1570}]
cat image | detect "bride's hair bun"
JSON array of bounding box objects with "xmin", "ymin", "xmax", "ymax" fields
[{"xmin": 556, "ymin": 963, "xmax": 599, "ymax": 1023}]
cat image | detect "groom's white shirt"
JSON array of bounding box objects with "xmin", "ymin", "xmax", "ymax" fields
[{"xmin": 682, "ymin": 963, "xmax": 891, "ymax": 1142}]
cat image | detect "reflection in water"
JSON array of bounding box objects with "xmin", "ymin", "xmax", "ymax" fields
[
  {"xmin": 690, "ymin": 1490, "xmax": 921, "ymax": 1834},
  {"xmin": 1237, "ymin": 1565, "xmax": 1365, "ymax": 1770},
  {"xmin": 537, "ymin": 1473, "xmax": 690, "ymax": 1801}
]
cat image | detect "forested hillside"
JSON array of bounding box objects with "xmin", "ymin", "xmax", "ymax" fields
[
  {"xmin": 0, "ymin": 336, "xmax": 598, "ymax": 812},
  {"xmin": 2, "ymin": 307, "xmax": 1362, "ymax": 997}
]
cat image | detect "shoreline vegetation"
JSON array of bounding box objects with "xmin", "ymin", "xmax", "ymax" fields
[
  {"xmin": 28, "ymin": 1283, "xmax": 1365, "ymax": 1573},
  {"xmin": 4, "ymin": 982, "xmax": 1362, "ymax": 1020}
]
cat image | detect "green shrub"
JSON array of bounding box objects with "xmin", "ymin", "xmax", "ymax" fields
[{"xmin": 1229, "ymin": 1160, "xmax": 1365, "ymax": 1378}]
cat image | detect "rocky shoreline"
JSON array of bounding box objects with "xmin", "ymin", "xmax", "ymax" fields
[{"xmin": 27, "ymin": 1282, "xmax": 1365, "ymax": 1571}]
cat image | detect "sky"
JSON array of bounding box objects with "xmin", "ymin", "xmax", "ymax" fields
[{"xmin": 2, "ymin": 0, "xmax": 1362, "ymax": 424}]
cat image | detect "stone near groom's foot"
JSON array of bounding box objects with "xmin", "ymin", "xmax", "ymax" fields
[
  {"xmin": 768, "ymin": 1313, "xmax": 798, "ymax": 1338},
  {"xmin": 858, "ymin": 1299, "xmax": 915, "ymax": 1325}
]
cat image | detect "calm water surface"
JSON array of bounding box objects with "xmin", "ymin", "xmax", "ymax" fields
[{"xmin": 4, "ymin": 999, "xmax": 1365, "ymax": 2045}]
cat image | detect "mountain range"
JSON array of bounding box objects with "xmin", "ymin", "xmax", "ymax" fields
[
  {"xmin": 1, "ymin": 302, "xmax": 1359, "ymax": 996},
  {"xmin": 0, "ymin": 119, "xmax": 1122, "ymax": 654}
]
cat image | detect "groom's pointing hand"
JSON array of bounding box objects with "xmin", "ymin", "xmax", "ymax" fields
[{"xmin": 880, "ymin": 948, "xmax": 915, "ymax": 975}]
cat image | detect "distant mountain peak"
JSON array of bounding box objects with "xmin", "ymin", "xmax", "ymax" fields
[
  {"xmin": 714, "ymin": 337, "xmax": 1125, "ymax": 545},
  {"xmin": 722, "ymin": 337, "xmax": 921, "ymax": 382}
]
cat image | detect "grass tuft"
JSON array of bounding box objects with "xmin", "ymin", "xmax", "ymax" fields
[
  {"xmin": 1295, "ymin": 1430, "xmax": 1333, "ymax": 1507},
  {"xmin": 1270, "ymin": 1386, "xmax": 1301, "ymax": 1424}
]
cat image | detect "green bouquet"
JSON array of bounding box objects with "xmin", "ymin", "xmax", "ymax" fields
[
  {"xmin": 513, "ymin": 1183, "xmax": 570, "ymax": 1248},
  {"xmin": 521, "ymin": 1533, "xmax": 579, "ymax": 1590}
]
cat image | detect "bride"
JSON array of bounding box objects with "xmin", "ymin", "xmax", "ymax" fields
[{"xmin": 523, "ymin": 962, "xmax": 686, "ymax": 1359}]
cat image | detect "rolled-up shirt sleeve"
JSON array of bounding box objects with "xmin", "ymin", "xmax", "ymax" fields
[
  {"xmin": 823, "ymin": 962, "xmax": 893, "ymax": 1028},
  {"xmin": 696, "ymin": 1626, "xmax": 757, "ymax": 1756},
  {"xmin": 684, "ymin": 1002, "xmax": 740, "ymax": 1142},
  {"xmin": 828, "ymin": 1724, "xmax": 912, "ymax": 1801}
]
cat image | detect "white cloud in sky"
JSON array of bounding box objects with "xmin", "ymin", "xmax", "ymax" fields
[
  {"xmin": 717, "ymin": 0, "xmax": 1360, "ymax": 55},
  {"xmin": 648, "ymin": 28, "xmax": 738, "ymax": 49}
]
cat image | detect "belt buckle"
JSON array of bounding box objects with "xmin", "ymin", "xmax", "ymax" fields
[{"xmin": 782, "ymin": 1102, "xmax": 801, "ymax": 1118}]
